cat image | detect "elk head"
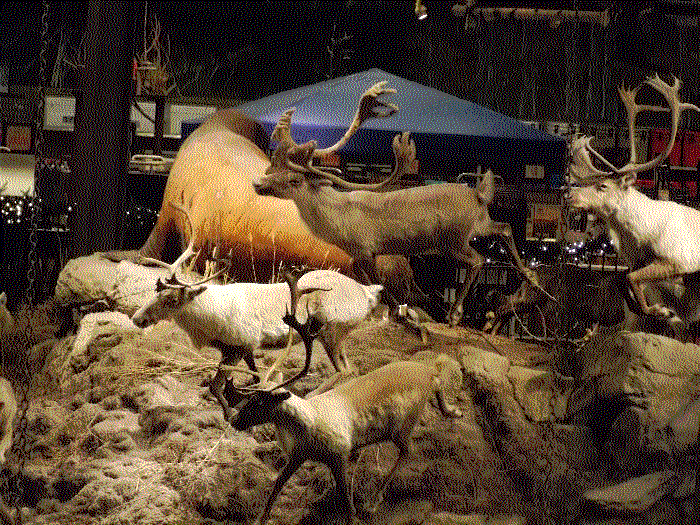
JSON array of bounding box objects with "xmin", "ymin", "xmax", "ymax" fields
[
  {"xmin": 230, "ymin": 388, "xmax": 291, "ymax": 431},
  {"xmin": 566, "ymin": 74, "xmax": 700, "ymax": 215},
  {"xmin": 253, "ymin": 81, "xmax": 416, "ymax": 197}
]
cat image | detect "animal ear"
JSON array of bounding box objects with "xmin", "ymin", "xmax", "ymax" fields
[
  {"xmin": 155, "ymin": 278, "xmax": 167, "ymax": 293},
  {"xmin": 477, "ymin": 169, "xmax": 495, "ymax": 205},
  {"xmin": 619, "ymin": 172, "xmax": 637, "ymax": 189},
  {"xmin": 184, "ymin": 286, "xmax": 207, "ymax": 302},
  {"xmin": 365, "ymin": 284, "xmax": 383, "ymax": 299}
]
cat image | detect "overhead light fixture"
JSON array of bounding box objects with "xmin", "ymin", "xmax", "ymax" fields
[{"xmin": 415, "ymin": 0, "xmax": 428, "ymax": 20}]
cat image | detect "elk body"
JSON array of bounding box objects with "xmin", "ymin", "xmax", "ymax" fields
[
  {"xmin": 485, "ymin": 264, "xmax": 645, "ymax": 338},
  {"xmin": 566, "ymin": 74, "xmax": 700, "ymax": 329},
  {"xmin": 0, "ymin": 376, "xmax": 17, "ymax": 525},
  {"xmin": 226, "ymin": 295, "xmax": 463, "ymax": 525},
  {"xmin": 0, "ymin": 377, "xmax": 16, "ymax": 465},
  {"xmin": 255, "ymin": 83, "xmax": 539, "ymax": 327}
]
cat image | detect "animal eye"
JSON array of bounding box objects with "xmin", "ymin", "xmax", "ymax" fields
[{"xmin": 289, "ymin": 177, "xmax": 301, "ymax": 187}]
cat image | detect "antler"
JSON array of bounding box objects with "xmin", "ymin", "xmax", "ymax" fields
[
  {"xmin": 233, "ymin": 272, "xmax": 329, "ymax": 394},
  {"xmin": 269, "ymin": 82, "xmax": 404, "ymax": 190},
  {"xmin": 570, "ymin": 75, "xmax": 700, "ymax": 183},
  {"xmin": 139, "ymin": 201, "xmax": 200, "ymax": 276},
  {"xmin": 313, "ymin": 81, "xmax": 398, "ymax": 156},
  {"xmin": 154, "ymin": 257, "xmax": 232, "ymax": 292}
]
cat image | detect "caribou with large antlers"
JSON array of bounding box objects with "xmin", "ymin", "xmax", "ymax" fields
[
  {"xmin": 253, "ymin": 82, "xmax": 541, "ymax": 326},
  {"xmin": 225, "ymin": 274, "xmax": 463, "ymax": 524},
  {"xmin": 131, "ymin": 202, "xmax": 383, "ymax": 420},
  {"xmin": 566, "ymin": 74, "xmax": 700, "ymax": 329}
]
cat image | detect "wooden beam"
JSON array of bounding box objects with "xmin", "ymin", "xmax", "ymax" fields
[
  {"xmin": 458, "ymin": 7, "xmax": 610, "ymax": 27},
  {"xmin": 69, "ymin": 0, "xmax": 135, "ymax": 257}
]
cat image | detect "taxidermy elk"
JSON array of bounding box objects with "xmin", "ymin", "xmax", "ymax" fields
[
  {"xmin": 225, "ymin": 277, "xmax": 463, "ymax": 525},
  {"xmin": 566, "ymin": 74, "xmax": 700, "ymax": 333},
  {"xmin": 104, "ymin": 96, "xmax": 423, "ymax": 306},
  {"xmin": 254, "ymin": 82, "xmax": 542, "ymax": 326},
  {"xmin": 483, "ymin": 264, "xmax": 657, "ymax": 339},
  {"xmin": 131, "ymin": 203, "xmax": 384, "ymax": 421}
]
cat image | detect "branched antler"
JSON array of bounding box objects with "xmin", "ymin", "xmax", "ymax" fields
[
  {"xmin": 570, "ymin": 74, "xmax": 700, "ymax": 184},
  {"xmin": 269, "ymin": 82, "xmax": 403, "ymax": 190},
  {"xmin": 230, "ymin": 272, "xmax": 330, "ymax": 394}
]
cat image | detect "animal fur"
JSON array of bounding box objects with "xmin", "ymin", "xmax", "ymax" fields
[
  {"xmin": 131, "ymin": 270, "xmax": 382, "ymax": 420},
  {"xmin": 230, "ymin": 356, "xmax": 462, "ymax": 524}
]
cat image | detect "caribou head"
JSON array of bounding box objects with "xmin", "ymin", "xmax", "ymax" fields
[{"xmin": 565, "ymin": 74, "xmax": 700, "ymax": 215}]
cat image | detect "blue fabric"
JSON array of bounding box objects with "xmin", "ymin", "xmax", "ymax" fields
[{"xmin": 182, "ymin": 69, "xmax": 566, "ymax": 186}]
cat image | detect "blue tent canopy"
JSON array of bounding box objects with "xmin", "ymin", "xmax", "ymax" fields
[{"xmin": 183, "ymin": 69, "xmax": 566, "ymax": 186}]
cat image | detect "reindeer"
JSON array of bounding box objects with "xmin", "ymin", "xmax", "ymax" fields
[
  {"xmin": 566, "ymin": 74, "xmax": 700, "ymax": 333},
  {"xmin": 224, "ymin": 277, "xmax": 463, "ymax": 525},
  {"xmin": 131, "ymin": 203, "xmax": 383, "ymax": 421},
  {"xmin": 0, "ymin": 377, "xmax": 16, "ymax": 466},
  {"xmin": 254, "ymin": 82, "xmax": 541, "ymax": 327}
]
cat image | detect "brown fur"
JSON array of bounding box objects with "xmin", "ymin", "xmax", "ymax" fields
[{"xmin": 116, "ymin": 108, "xmax": 419, "ymax": 303}]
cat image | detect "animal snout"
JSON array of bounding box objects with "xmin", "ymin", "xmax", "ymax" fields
[
  {"xmin": 252, "ymin": 179, "xmax": 273, "ymax": 196},
  {"xmin": 131, "ymin": 313, "xmax": 151, "ymax": 329}
]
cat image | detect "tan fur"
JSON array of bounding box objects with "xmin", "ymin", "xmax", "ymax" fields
[
  {"xmin": 110, "ymin": 109, "xmax": 419, "ymax": 304},
  {"xmin": 234, "ymin": 358, "xmax": 462, "ymax": 523},
  {"xmin": 0, "ymin": 377, "xmax": 17, "ymax": 464}
]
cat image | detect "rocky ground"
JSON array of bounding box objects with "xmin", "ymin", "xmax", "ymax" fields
[{"xmin": 0, "ymin": 254, "xmax": 699, "ymax": 525}]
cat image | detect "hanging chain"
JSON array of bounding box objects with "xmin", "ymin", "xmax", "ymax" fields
[{"xmin": 5, "ymin": 2, "xmax": 50, "ymax": 521}]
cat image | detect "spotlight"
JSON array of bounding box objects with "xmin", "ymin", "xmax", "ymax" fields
[{"xmin": 415, "ymin": 0, "xmax": 427, "ymax": 20}]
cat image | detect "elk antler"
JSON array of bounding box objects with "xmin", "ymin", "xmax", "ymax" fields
[
  {"xmin": 570, "ymin": 75, "xmax": 700, "ymax": 184},
  {"xmin": 313, "ymin": 81, "xmax": 398, "ymax": 156},
  {"xmin": 139, "ymin": 200, "xmax": 207, "ymax": 279},
  {"xmin": 308, "ymin": 130, "xmax": 416, "ymax": 190},
  {"xmin": 269, "ymin": 82, "xmax": 404, "ymax": 190},
  {"xmin": 234, "ymin": 272, "xmax": 330, "ymax": 394}
]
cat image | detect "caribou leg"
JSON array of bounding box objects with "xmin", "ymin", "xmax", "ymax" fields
[
  {"xmin": 628, "ymin": 260, "xmax": 685, "ymax": 326},
  {"xmin": 209, "ymin": 342, "xmax": 257, "ymax": 421},
  {"xmin": 448, "ymin": 245, "xmax": 484, "ymax": 327}
]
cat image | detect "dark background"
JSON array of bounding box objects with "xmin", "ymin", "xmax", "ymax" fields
[{"xmin": 2, "ymin": 1, "xmax": 699, "ymax": 124}]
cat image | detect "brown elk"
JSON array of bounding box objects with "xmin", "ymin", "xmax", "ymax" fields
[
  {"xmin": 253, "ymin": 83, "xmax": 541, "ymax": 326},
  {"xmin": 106, "ymin": 102, "xmax": 423, "ymax": 306}
]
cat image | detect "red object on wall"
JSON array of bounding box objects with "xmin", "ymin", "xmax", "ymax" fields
[{"xmin": 650, "ymin": 128, "xmax": 700, "ymax": 168}]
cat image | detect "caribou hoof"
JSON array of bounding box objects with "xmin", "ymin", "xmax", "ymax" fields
[
  {"xmin": 364, "ymin": 495, "xmax": 383, "ymax": 514},
  {"xmin": 647, "ymin": 303, "xmax": 677, "ymax": 321}
]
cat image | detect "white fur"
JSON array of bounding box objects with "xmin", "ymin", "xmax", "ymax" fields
[
  {"xmin": 132, "ymin": 269, "xmax": 382, "ymax": 355},
  {"xmin": 0, "ymin": 292, "xmax": 13, "ymax": 335},
  {"xmin": 567, "ymin": 182, "xmax": 700, "ymax": 326}
]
